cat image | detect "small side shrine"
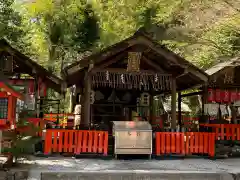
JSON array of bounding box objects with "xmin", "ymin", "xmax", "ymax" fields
[
  {"xmin": 0, "ymin": 39, "xmax": 63, "ymax": 113},
  {"xmin": 0, "ymin": 82, "xmax": 24, "ymax": 129},
  {"xmin": 205, "ymin": 57, "xmax": 240, "ymax": 123},
  {"xmin": 63, "ymin": 29, "xmax": 208, "ymax": 130}
]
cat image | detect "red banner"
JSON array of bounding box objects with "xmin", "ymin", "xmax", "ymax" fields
[
  {"xmin": 207, "ymin": 89, "xmax": 214, "ymax": 102},
  {"xmin": 207, "ymin": 89, "xmax": 240, "ymax": 103},
  {"xmin": 215, "ymin": 89, "xmax": 221, "ymax": 103},
  {"xmin": 222, "ymin": 90, "xmax": 230, "ymax": 103},
  {"xmin": 238, "ymin": 92, "xmax": 240, "ymax": 101},
  {"xmin": 230, "ymin": 91, "xmax": 238, "ymax": 102}
]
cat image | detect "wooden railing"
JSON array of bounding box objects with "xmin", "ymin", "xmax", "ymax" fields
[
  {"xmin": 44, "ymin": 129, "xmax": 108, "ymax": 156},
  {"xmin": 199, "ymin": 124, "xmax": 240, "ymax": 140},
  {"xmin": 155, "ymin": 132, "xmax": 215, "ymax": 157},
  {"xmin": 43, "ymin": 113, "xmax": 75, "ymax": 128}
]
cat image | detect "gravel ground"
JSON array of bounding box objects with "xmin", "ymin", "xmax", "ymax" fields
[{"xmin": 6, "ymin": 156, "xmax": 240, "ymax": 179}]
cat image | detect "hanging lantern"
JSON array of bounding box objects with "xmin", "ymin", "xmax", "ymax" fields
[
  {"xmin": 215, "ymin": 89, "xmax": 221, "ymax": 103},
  {"xmin": 140, "ymin": 93, "xmax": 150, "ymax": 106},
  {"xmin": 207, "ymin": 89, "xmax": 214, "ymax": 102},
  {"xmin": 230, "ymin": 91, "xmax": 237, "ymax": 102}
]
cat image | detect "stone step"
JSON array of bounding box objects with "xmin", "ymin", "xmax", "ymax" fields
[{"xmin": 41, "ymin": 171, "xmax": 233, "ymax": 180}]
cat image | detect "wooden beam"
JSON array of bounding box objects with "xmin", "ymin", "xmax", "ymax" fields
[
  {"xmin": 181, "ymin": 90, "xmax": 203, "ymax": 98},
  {"xmin": 142, "ymin": 56, "xmax": 165, "ymax": 73},
  {"xmin": 94, "ymin": 52, "xmax": 127, "ymax": 69},
  {"xmin": 187, "ymin": 67, "xmax": 208, "ymax": 82},
  {"xmin": 176, "ymin": 69, "xmax": 188, "ymax": 78},
  {"xmin": 67, "ymin": 38, "xmax": 138, "ymax": 75},
  {"xmin": 138, "ymin": 36, "xmax": 209, "ymax": 82},
  {"xmin": 201, "ymin": 83, "xmax": 208, "ymax": 116},
  {"xmin": 138, "ymin": 36, "xmax": 178, "ymax": 64},
  {"xmin": 171, "ymin": 77, "xmax": 177, "ymax": 130}
]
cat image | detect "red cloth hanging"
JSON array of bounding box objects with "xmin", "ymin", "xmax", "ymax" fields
[
  {"xmin": 215, "ymin": 89, "xmax": 221, "ymax": 103},
  {"xmin": 230, "ymin": 91, "xmax": 237, "ymax": 102},
  {"xmin": 238, "ymin": 91, "xmax": 240, "ymax": 101},
  {"xmin": 38, "ymin": 78, "xmax": 42, "ymax": 97},
  {"xmin": 29, "ymin": 80, "xmax": 34, "ymax": 94},
  {"xmin": 222, "ymin": 90, "xmax": 230, "ymax": 103},
  {"xmin": 43, "ymin": 83, "xmax": 47, "ymax": 97},
  {"xmin": 207, "ymin": 89, "xmax": 215, "ymax": 102}
]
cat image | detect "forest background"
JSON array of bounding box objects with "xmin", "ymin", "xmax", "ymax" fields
[{"xmin": 2, "ymin": 0, "xmax": 240, "ymax": 111}]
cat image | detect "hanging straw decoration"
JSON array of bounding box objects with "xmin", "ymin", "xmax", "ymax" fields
[{"xmin": 91, "ymin": 70, "xmax": 172, "ymax": 91}]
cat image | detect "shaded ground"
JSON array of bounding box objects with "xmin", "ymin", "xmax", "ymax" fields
[{"xmin": 7, "ymin": 156, "xmax": 240, "ymax": 179}]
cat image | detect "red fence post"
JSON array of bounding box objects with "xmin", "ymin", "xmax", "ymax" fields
[
  {"xmin": 44, "ymin": 129, "xmax": 53, "ymax": 155},
  {"xmin": 155, "ymin": 132, "xmax": 215, "ymax": 157}
]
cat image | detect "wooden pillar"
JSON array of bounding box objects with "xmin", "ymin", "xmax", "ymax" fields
[
  {"xmin": 7, "ymin": 95, "xmax": 13, "ymax": 128},
  {"xmin": 69, "ymin": 87, "xmax": 73, "ymax": 113},
  {"xmin": 150, "ymin": 93, "xmax": 154, "ymax": 125},
  {"xmin": 178, "ymin": 92, "xmax": 182, "ymax": 128},
  {"xmin": 83, "ymin": 74, "xmax": 91, "ymax": 127},
  {"xmin": 171, "ymin": 77, "xmax": 177, "ymax": 130},
  {"xmin": 34, "ymin": 75, "xmax": 39, "ymax": 114},
  {"xmin": 201, "ymin": 83, "xmax": 208, "ymax": 115},
  {"xmin": 83, "ymin": 63, "xmax": 94, "ymax": 127}
]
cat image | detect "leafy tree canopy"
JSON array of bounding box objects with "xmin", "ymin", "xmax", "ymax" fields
[{"xmin": 10, "ymin": 0, "xmax": 240, "ymax": 73}]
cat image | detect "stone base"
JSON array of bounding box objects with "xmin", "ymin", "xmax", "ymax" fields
[
  {"xmin": 41, "ymin": 172, "xmax": 233, "ymax": 180},
  {"xmin": 0, "ymin": 171, "xmax": 28, "ymax": 180}
]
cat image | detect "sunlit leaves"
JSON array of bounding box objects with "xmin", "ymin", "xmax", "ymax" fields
[{"xmin": 12, "ymin": 0, "xmax": 240, "ymax": 72}]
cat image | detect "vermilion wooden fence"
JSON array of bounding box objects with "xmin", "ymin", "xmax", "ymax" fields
[
  {"xmin": 200, "ymin": 124, "xmax": 240, "ymax": 140},
  {"xmin": 155, "ymin": 132, "xmax": 215, "ymax": 157},
  {"xmin": 43, "ymin": 113, "xmax": 75, "ymax": 127},
  {"xmin": 44, "ymin": 129, "xmax": 108, "ymax": 156}
]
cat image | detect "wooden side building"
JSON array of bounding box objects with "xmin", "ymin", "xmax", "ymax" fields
[
  {"xmin": 205, "ymin": 57, "xmax": 240, "ymax": 123},
  {"xmin": 0, "ymin": 39, "xmax": 63, "ymax": 113}
]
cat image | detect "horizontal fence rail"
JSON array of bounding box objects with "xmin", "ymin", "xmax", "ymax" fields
[
  {"xmin": 155, "ymin": 132, "xmax": 215, "ymax": 157},
  {"xmin": 44, "ymin": 129, "xmax": 108, "ymax": 156},
  {"xmin": 200, "ymin": 124, "xmax": 240, "ymax": 140},
  {"xmin": 43, "ymin": 113, "xmax": 75, "ymax": 128}
]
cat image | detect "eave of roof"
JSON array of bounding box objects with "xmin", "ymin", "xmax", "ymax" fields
[
  {"xmin": 64, "ymin": 30, "xmax": 209, "ymax": 89},
  {"xmin": 205, "ymin": 57, "xmax": 240, "ymax": 76},
  {"xmin": 0, "ymin": 82, "xmax": 24, "ymax": 100},
  {"xmin": 0, "ymin": 39, "xmax": 64, "ymax": 93}
]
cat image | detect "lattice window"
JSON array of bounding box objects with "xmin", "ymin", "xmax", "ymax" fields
[{"xmin": 0, "ymin": 98, "xmax": 8, "ymax": 119}]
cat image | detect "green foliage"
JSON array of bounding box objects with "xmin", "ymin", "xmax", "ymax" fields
[
  {"xmin": 11, "ymin": 0, "xmax": 239, "ymax": 69},
  {"xmin": 0, "ymin": 0, "xmax": 33, "ymax": 57},
  {"xmin": 7, "ymin": 0, "xmax": 240, "ymax": 113},
  {"xmin": 2, "ymin": 110, "xmax": 41, "ymax": 161}
]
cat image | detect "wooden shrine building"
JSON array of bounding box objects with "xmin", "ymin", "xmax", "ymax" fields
[
  {"xmin": 205, "ymin": 57, "xmax": 240, "ymax": 123},
  {"xmin": 63, "ymin": 30, "xmax": 209, "ymax": 129},
  {"xmin": 0, "ymin": 39, "xmax": 63, "ymax": 111}
]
